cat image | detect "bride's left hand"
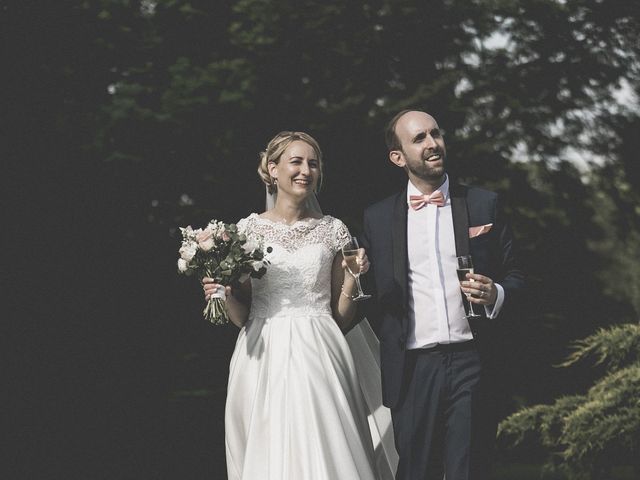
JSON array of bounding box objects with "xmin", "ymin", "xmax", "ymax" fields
[{"xmin": 341, "ymin": 248, "xmax": 370, "ymax": 274}]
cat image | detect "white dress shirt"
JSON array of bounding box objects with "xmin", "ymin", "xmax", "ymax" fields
[{"xmin": 406, "ymin": 176, "xmax": 504, "ymax": 349}]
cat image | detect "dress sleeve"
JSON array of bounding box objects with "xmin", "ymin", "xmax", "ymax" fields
[{"xmin": 332, "ymin": 217, "xmax": 352, "ymax": 255}]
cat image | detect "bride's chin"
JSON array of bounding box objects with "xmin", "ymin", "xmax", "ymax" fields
[
  {"xmin": 280, "ymin": 189, "xmax": 312, "ymax": 202},
  {"xmin": 292, "ymin": 184, "xmax": 314, "ymax": 194}
]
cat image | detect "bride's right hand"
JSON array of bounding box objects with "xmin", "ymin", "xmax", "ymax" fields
[{"xmin": 202, "ymin": 277, "xmax": 231, "ymax": 301}]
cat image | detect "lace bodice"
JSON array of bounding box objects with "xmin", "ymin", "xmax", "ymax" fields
[{"xmin": 237, "ymin": 213, "xmax": 350, "ymax": 318}]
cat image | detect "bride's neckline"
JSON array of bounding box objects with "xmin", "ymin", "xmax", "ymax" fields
[{"xmin": 251, "ymin": 212, "xmax": 327, "ymax": 228}]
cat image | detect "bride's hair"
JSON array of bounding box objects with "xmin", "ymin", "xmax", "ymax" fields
[{"xmin": 258, "ymin": 131, "xmax": 324, "ymax": 194}]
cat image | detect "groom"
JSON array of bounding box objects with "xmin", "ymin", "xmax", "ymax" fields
[{"xmin": 360, "ymin": 110, "xmax": 525, "ymax": 480}]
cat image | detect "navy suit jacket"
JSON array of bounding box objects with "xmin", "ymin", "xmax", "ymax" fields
[{"xmin": 360, "ymin": 183, "xmax": 525, "ymax": 409}]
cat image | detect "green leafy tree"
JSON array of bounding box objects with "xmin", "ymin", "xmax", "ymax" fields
[
  {"xmin": 498, "ymin": 323, "xmax": 640, "ymax": 479},
  {"xmin": 585, "ymin": 106, "xmax": 640, "ymax": 319}
]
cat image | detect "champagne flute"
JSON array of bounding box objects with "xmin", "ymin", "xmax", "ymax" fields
[
  {"xmin": 457, "ymin": 255, "xmax": 481, "ymax": 317},
  {"xmin": 342, "ymin": 236, "xmax": 372, "ymax": 301}
]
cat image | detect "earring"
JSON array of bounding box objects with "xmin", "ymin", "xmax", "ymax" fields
[{"xmin": 273, "ymin": 178, "xmax": 278, "ymax": 184}]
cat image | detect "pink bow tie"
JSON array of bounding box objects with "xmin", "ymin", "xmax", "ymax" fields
[{"xmin": 409, "ymin": 190, "xmax": 445, "ymax": 210}]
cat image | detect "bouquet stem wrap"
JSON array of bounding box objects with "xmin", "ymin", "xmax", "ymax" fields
[{"xmin": 204, "ymin": 285, "xmax": 228, "ymax": 325}]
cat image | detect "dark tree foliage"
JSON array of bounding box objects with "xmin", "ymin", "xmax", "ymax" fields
[{"xmin": 6, "ymin": 0, "xmax": 639, "ymax": 478}]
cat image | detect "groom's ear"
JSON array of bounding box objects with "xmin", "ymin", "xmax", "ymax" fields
[{"xmin": 389, "ymin": 150, "xmax": 405, "ymax": 168}]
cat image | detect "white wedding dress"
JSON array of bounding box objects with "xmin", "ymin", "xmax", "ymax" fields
[{"xmin": 225, "ymin": 214, "xmax": 397, "ymax": 480}]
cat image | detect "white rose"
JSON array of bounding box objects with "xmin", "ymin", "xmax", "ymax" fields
[
  {"xmin": 242, "ymin": 238, "xmax": 258, "ymax": 254},
  {"xmin": 251, "ymin": 260, "xmax": 264, "ymax": 271},
  {"xmin": 179, "ymin": 243, "xmax": 197, "ymax": 261},
  {"xmin": 177, "ymin": 258, "xmax": 189, "ymax": 272}
]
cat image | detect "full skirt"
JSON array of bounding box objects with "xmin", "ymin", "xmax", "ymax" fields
[{"xmin": 225, "ymin": 313, "xmax": 388, "ymax": 480}]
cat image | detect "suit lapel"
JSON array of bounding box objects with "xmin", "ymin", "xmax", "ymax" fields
[
  {"xmin": 392, "ymin": 189, "xmax": 408, "ymax": 303},
  {"xmin": 450, "ymin": 183, "xmax": 485, "ymax": 327},
  {"xmin": 450, "ymin": 183, "xmax": 470, "ymax": 257}
]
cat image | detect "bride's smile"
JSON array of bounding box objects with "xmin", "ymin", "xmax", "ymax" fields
[{"xmin": 268, "ymin": 140, "xmax": 320, "ymax": 197}]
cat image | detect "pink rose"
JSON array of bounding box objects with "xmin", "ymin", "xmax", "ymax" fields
[
  {"xmin": 221, "ymin": 231, "xmax": 231, "ymax": 242},
  {"xmin": 196, "ymin": 228, "xmax": 215, "ymax": 252}
]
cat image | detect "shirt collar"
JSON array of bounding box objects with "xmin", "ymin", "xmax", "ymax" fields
[{"xmin": 406, "ymin": 174, "xmax": 450, "ymax": 205}]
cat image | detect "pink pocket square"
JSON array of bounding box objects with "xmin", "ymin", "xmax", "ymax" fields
[{"xmin": 469, "ymin": 223, "xmax": 493, "ymax": 238}]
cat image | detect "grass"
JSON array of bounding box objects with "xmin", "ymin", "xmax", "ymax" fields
[{"xmin": 492, "ymin": 463, "xmax": 636, "ymax": 480}]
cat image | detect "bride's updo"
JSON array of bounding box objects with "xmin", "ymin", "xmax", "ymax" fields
[{"xmin": 258, "ymin": 131, "xmax": 324, "ymax": 194}]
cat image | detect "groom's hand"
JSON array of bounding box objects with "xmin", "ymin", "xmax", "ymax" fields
[{"xmin": 461, "ymin": 273, "xmax": 497, "ymax": 305}]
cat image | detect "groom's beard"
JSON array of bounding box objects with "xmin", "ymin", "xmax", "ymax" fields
[{"xmin": 406, "ymin": 151, "xmax": 446, "ymax": 182}]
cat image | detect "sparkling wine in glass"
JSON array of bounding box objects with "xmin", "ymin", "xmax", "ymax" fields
[
  {"xmin": 457, "ymin": 255, "xmax": 481, "ymax": 317},
  {"xmin": 342, "ymin": 237, "xmax": 371, "ymax": 301}
]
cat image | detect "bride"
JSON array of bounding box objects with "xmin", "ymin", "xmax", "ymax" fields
[{"xmin": 203, "ymin": 131, "xmax": 397, "ymax": 480}]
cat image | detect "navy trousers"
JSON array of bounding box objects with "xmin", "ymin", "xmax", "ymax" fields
[{"xmin": 391, "ymin": 343, "xmax": 495, "ymax": 480}]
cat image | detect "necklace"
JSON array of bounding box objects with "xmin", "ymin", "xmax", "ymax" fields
[
  {"xmin": 276, "ymin": 214, "xmax": 305, "ymax": 225},
  {"xmin": 270, "ymin": 207, "xmax": 311, "ymax": 226}
]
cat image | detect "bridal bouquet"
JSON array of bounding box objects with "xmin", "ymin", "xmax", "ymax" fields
[{"xmin": 177, "ymin": 220, "xmax": 268, "ymax": 325}]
